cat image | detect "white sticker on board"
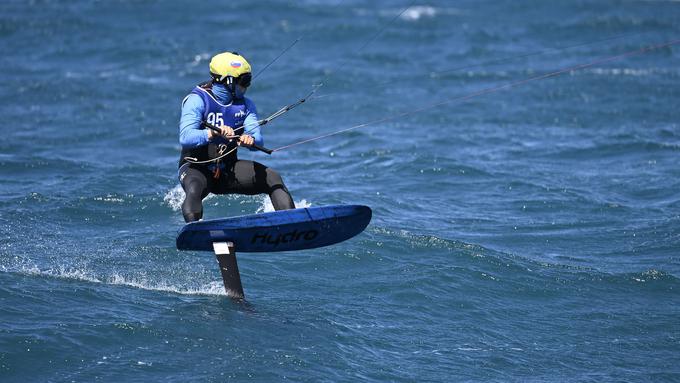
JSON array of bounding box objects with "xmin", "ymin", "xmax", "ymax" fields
[{"xmin": 212, "ymin": 242, "xmax": 232, "ymax": 255}]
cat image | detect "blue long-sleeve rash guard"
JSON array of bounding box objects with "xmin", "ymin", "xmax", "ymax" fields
[{"xmin": 179, "ymin": 82, "xmax": 263, "ymax": 150}]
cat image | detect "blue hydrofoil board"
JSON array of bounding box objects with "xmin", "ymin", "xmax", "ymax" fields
[{"xmin": 176, "ymin": 205, "xmax": 371, "ymax": 252}]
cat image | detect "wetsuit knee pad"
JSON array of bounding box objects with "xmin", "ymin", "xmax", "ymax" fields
[
  {"xmin": 265, "ymin": 168, "xmax": 286, "ymax": 188},
  {"xmin": 182, "ymin": 191, "xmax": 204, "ymax": 222},
  {"xmin": 180, "ymin": 173, "xmax": 207, "ymax": 222},
  {"xmin": 183, "ymin": 183, "xmax": 204, "ymax": 198},
  {"xmin": 263, "ymin": 168, "xmax": 294, "ymax": 210}
]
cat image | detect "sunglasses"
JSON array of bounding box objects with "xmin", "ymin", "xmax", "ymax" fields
[
  {"xmin": 236, "ymin": 73, "xmax": 251, "ymax": 88},
  {"xmin": 219, "ymin": 73, "xmax": 252, "ymax": 88}
]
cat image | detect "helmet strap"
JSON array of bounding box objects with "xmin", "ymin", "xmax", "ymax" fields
[{"xmin": 224, "ymin": 76, "xmax": 236, "ymax": 98}]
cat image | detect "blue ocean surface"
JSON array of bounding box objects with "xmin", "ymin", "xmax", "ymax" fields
[{"xmin": 1, "ymin": 1, "xmax": 679, "ymax": 381}]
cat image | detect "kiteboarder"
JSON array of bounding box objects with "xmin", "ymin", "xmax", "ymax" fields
[{"xmin": 178, "ymin": 51, "xmax": 295, "ymax": 222}]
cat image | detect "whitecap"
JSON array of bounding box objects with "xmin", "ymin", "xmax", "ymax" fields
[
  {"xmin": 163, "ymin": 184, "xmax": 218, "ymax": 211},
  {"xmin": 165, "ymin": 184, "xmax": 311, "ymax": 213},
  {"xmin": 127, "ymin": 74, "xmax": 167, "ymax": 84},
  {"xmin": 189, "ymin": 53, "xmax": 212, "ymax": 67},
  {"xmin": 255, "ymin": 196, "xmax": 312, "ymax": 213},
  {"xmin": 583, "ymin": 67, "xmax": 674, "ymax": 77},
  {"xmin": 163, "ymin": 184, "xmax": 185, "ymax": 212},
  {"xmin": 400, "ymin": 6, "xmax": 437, "ymax": 21},
  {"xmin": 108, "ymin": 273, "xmax": 225, "ymax": 296},
  {"xmin": 5, "ymin": 264, "xmax": 228, "ymax": 296}
]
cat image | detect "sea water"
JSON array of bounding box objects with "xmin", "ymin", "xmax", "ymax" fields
[{"xmin": 1, "ymin": 1, "xmax": 679, "ymax": 381}]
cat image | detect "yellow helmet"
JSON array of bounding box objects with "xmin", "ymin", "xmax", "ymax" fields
[{"xmin": 209, "ymin": 51, "xmax": 252, "ymax": 87}]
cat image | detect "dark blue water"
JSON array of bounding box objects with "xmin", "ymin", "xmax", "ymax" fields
[{"xmin": 1, "ymin": 1, "xmax": 680, "ymax": 381}]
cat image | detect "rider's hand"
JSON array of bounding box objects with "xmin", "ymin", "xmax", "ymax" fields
[
  {"xmin": 239, "ymin": 134, "xmax": 254, "ymax": 147},
  {"xmin": 208, "ymin": 125, "xmax": 235, "ymax": 139}
]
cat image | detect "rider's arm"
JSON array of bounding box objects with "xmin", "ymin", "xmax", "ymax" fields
[
  {"xmin": 242, "ymin": 99, "xmax": 263, "ymax": 150},
  {"xmin": 179, "ymin": 94, "xmax": 209, "ymax": 147}
]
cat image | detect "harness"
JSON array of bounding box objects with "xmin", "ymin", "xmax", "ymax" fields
[{"xmin": 179, "ymin": 82, "xmax": 249, "ymax": 178}]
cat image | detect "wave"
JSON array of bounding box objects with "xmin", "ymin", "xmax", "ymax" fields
[
  {"xmin": 3, "ymin": 225, "xmax": 676, "ymax": 301},
  {"xmin": 628, "ymin": 269, "xmax": 672, "ymax": 283},
  {"xmin": 579, "ymin": 67, "xmax": 679, "ymax": 77},
  {"xmin": 399, "ymin": 6, "xmax": 438, "ymax": 21},
  {"xmin": 367, "ymin": 226, "xmax": 680, "ymax": 284},
  {"xmin": 351, "ymin": 5, "xmax": 462, "ymax": 22},
  {"xmin": 549, "ymin": 140, "xmax": 680, "ymax": 160},
  {"xmin": 2, "ymin": 263, "xmax": 227, "ymax": 297}
]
